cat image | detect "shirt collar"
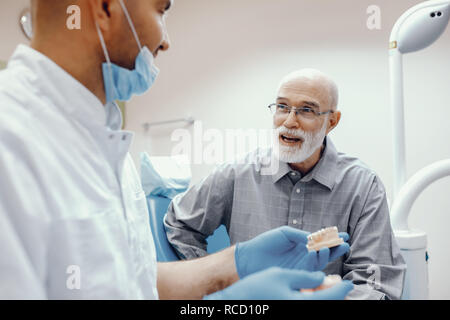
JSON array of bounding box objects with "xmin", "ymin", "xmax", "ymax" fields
[
  {"xmin": 303, "ymin": 136, "xmax": 338, "ymax": 190},
  {"xmin": 271, "ymin": 157, "xmax": 292, "ymax": 183},
  {"xmin": 105, "ymin": 102, "xmax": 123, "ymax": 131},
  {"xmin": 271, "ymin": 136, "xmax": 338, "ymax": 190},
  {"xmin": 8, "ymin": 44, "xmax": 120, "ymax": 130}
]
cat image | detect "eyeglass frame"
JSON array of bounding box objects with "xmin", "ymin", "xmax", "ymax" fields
[{"xmin": 268, "ymin": 103, "xmax": 334, "ymax": 119}]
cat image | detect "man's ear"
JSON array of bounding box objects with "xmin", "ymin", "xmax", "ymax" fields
[
  {"xmin": 326, "ymin": 110, "xmax": 341, "ymax": 135},
  {"xmin": 88, "ymin": 0, "xmax": 115, "ymax": 33}
]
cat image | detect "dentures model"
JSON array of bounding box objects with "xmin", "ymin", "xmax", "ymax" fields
[
  {"xmin": 301, "ymin": 274, "xmax": 342, "ymax": 293},
  {"xmin": 306, "ymin": 226, "xmax": 343, "ymax": 251}
]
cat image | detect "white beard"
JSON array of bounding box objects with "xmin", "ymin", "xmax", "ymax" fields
[{"xmin": 273, "ymin": 121, "xmax": 328, "ymax": 164}]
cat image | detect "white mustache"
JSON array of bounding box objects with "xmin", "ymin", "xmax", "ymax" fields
[{"xmin": 275, "ymin": 126, "xmax": 309, "ymax": 141}]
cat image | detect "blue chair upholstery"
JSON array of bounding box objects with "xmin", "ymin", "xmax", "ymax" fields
[
  {"xmin": 147, "ymin": 195, "xmax": 230, "ymax": 262},
  {"xmin": 147, "ymin": 195, "xmax": 180, "ymax": 262},
  {"xmin": 206, "ymin": 225, "xmax": 230, "ymax": 254}
]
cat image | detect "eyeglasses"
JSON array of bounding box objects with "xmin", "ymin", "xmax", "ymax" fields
[{"xmin": 268, "ymin": 103, "xmax": 334, "ymax": 121}]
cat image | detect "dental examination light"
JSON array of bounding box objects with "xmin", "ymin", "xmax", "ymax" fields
[{"xmin": 389, "ymin": 0, "xmax": 450, "ymax": 299}]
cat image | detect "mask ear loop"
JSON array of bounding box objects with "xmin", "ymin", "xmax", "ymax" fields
[
  {"xmin": 95, "ymin": 21, "xmax": 118, "ymax": 103},
  {"xmin": 118, "ymin": 0, "xmax": 143, "ymax": 51}
]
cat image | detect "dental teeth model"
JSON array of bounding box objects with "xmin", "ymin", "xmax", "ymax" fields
[
  {"xmin": 306, "ymin": 226, "xmax": 343, "ymax": 251},
  {"xmin": 301, "ymin": 274, "xmax": 342, "ymax": 293}
]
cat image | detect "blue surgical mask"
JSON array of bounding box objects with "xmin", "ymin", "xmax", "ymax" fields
[{"xmin": 96, "ymin": 0, "xmax": 160, "ymax": 103}]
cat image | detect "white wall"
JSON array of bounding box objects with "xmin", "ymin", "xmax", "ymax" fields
[
  {"xmin": 0, "ymin": 0, "xmax": 30, "ymax": 59},
  {"xmin": 1, "ymin": 0, "xmax": 449, "ymax": 299}
]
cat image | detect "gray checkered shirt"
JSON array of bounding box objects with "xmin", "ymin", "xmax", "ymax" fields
[{"xmin": 164, "ymin": 137, "xmax": 406, "ymax": 299}]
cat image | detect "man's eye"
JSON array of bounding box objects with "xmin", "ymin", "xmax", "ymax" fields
[
  {"xmin": 301, "ymin": 107, "xmax": 314, "ymax": 113},
  {"xmin": 277, "ymin": 105, "xmax": 289, "ymax": 111}
]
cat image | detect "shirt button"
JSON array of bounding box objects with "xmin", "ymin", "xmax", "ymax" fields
[
  {"xmin": 296, "ymin": 188, "xmax": 301, "ymax": 194},
  {"xmin": 291, "ymin": 172, "xmax": 296, "ymax": 176},
  {"xmin": 292, "ymin": 219, "xmax": 298, "ymax": 225}
]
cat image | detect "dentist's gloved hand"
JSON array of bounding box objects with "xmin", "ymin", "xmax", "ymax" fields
[
  {"xmin": 204, "ymin": 267, "xmax": 354, "ymax": 300},
  {"xmin": 235, "ymin": 226, "xmax": 350, "ymax": 279}
]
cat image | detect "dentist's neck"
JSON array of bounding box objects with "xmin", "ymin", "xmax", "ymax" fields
[{"xmin": 31, "ymin": 32, "xmax": 107, "ymax": 105}]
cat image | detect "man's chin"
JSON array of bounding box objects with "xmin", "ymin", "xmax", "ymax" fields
[{"xmin": 274, "ymin": 145, "xmax": 308, "ymax": 164}]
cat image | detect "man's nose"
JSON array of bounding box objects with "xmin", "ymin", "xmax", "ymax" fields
[
  {"xmin": 159, "ymin": 32, "xmax": 171, "ymax": 52},
  {"xmin": 282, "ymin": 110, "xmax": 300, "ymax": 129}
]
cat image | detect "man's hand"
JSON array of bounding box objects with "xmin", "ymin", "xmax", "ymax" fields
[
  {"xmin": 204, "ymin": 267, "xmax": 354, "ymax": 300},
  {"xmin": 235, "ymin": 226, "xmax": 350, "ymax": 279}
]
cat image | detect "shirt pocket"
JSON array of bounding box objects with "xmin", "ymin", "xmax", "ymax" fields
[{"xmin": 47, "ymin": 209, "xmax": 134, "ymax": 299}]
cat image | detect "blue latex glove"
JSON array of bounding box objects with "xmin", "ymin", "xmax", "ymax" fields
[
  {"xmin": 204, "ymin": 267, "xmax": 354, "ymax": 300},
  {"xmin": 235, "ymin": 226, "xmax": 350, "ymax": 279}
]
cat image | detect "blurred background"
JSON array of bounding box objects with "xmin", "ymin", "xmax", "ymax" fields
[{"xmin": 1, "ymin": 0, "xmax": 449, "ymax": 299}]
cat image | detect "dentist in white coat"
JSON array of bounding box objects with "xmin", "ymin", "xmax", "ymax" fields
[{"xmin": 0, "ymin": 0, "xmax": 353, "ymax": 300}]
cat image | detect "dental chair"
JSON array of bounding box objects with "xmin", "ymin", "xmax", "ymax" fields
[
  {"xmin": 147, "ymin": 195, "xmax": 179, "ymax": 261},
  {"xmin": 141, "ymin": 153, "xmax": 230, "ymax": 262}
]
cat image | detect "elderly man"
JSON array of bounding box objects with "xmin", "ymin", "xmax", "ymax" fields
[{"xmin": 165, "ymin": 68, "xmax": 407, "ymax": 300}]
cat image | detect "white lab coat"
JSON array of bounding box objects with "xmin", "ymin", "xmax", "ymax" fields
[{"xmin": 0, "ymin": 45, "xmax": 158, "ymax": 299}]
